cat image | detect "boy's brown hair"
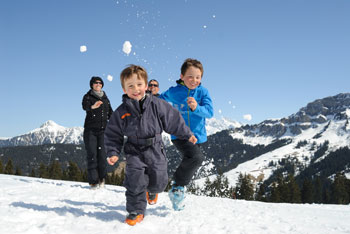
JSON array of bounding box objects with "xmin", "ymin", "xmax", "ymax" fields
[
  {"xmin": 120, "ymin": 65, "xmax": 148, "ymax": 89},
  {"xmin": 180, "ymin": 58, "xmax": 204, "ymax": 77}
]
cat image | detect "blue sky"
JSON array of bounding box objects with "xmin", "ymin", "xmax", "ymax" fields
[{"xmin": 1, "ymin": 0, "xmax": 350, "ymax": 137}]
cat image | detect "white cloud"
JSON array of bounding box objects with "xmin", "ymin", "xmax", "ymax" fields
[
  {"xmin": 80, "ymin": 45, "xmax": 87, "ymax": 53},
  {"xmin": 107, "ymin": 75, "xmax": 113, "ymax": 82},
  {"xmin": 122, "ymin": 41, "xmax": 132, "ymax": 55},
  {"xmin": 243, "ymin": 114, "xmax": 252, "ymax": 121}
]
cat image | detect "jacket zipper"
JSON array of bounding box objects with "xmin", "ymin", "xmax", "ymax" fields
[{"xmin": 187, "ymin": 88, "xmax": 191, "ymax": 129}]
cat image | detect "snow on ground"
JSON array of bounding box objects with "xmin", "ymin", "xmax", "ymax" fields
[{"xmin": 1, "ymin": 174, "xmax": 350, "ymax": 234}]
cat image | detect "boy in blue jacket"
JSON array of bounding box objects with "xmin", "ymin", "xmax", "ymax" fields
[
  {"xmin": 159, "ymin": 58, "xmax": 214, "ymax": 210},
  {"xmin": 104, "ymin": 65, "xmax": 197, "ymax": 226}
]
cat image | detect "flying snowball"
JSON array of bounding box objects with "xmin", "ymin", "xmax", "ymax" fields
[
  {"xmin": 218, "ymin": 109, "xmax": 222, "ymax": 114},
  {"xmin": 80, "ymin": 45, "xmax": 87, "ymax": 53},
  {"xmin": 203, "ymin": 25, "xmax": 207, "ymax": 29},
  {"xmin": 123, "ymin": 41, "xmax": 132, "ymax": 55},
  {"xmin": 243, "ymin": 114, "xmax": 252, "ymax": 121},
  {"xmin": 107, "ymin": 75, "xmax": 113, "ymax": 82}
]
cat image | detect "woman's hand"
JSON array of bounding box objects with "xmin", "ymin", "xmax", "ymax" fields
[{"xmin": 92, "ymin": 101, "xmax": 103, "ymax": 109}]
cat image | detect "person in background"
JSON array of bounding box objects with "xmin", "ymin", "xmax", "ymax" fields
[
  {"xmin": 104, "ymin": 65, "xmax": 197, "ymax": 226},
  {"xmin": 159, "ymin": 58, "xmax": 214, "ymax": 210},
  {"xmin": 147, "ymin": 79, "xmax": 160, "ymax": 96},
  {"xmin": 82, "ymin": 76, "xmax": 113, "ymax": 189}
]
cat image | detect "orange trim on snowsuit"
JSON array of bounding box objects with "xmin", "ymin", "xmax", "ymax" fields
[{"xmin": 121, "ymin": 113, "xmax": 131, "ymax": 119}]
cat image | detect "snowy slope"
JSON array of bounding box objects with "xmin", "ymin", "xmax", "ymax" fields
[
  {"xmin": 1, "ymin": 174, "xmax": 350, "ymax": 234},
  {"xmin": 196, "ymin": 112, "xmax": 350, "ymax": 187}
]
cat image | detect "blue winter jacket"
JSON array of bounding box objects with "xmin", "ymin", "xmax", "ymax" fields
[{"xmin": 159, "ymin": 80, "xmax": 214, "ymax": 143}]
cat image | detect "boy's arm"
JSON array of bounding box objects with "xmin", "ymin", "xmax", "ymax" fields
[
  {"xmin": 158, "ymin": 89, "xmax": 171, "ymax": 102},
  {"xmin": 191, "ymin": 89, "xmax": 214, "ymax": 118},
  {"xmin": 158, "ymin": 99, "xmax": 193, "ymax": 140},
  {"xmin": 104, "ymin": 110, "xmax": 124, "ymax": 158}
]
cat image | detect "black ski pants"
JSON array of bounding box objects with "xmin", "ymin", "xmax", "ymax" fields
[
  {"xmin": 83, "ymin": 129, "xmax": 107, "ymax": 185},
  {"xmin": 172, "ymin": 139, "xmax": 204, "ymax": 186}
]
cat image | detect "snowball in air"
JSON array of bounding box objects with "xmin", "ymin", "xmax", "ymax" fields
[
  {"xmin": 123, "ymin": 41, "xmax": 132, "ymax": 55},
  {"xmin": 243, "ymin": 114, "xmax": 252, "ymax": 121},
  {"xmin": 80, "ymin": 45, "xmax": 87, "ymax": 53},
  {"xmin": 107, "ymin": 75, "xmax": 113, "ymax": 82}
]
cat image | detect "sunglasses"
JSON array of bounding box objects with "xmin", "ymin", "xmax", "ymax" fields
[
  {"xmin": 148, "ymin": 84, "xmax": 158, "ymax": 87},
  {"xmin": 93, "ymin": 82, "xmax": 102, "ymax": 85}
]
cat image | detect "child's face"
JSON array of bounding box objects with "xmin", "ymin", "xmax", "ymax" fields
[
  {"xmin": 180, "ymin": 66, "xmax": 202, "ymax": 90},
  {"xmin": 123, "ymin": 73, "xmax": 148, "ymax": 101}
]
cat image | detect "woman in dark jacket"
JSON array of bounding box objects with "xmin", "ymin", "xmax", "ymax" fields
[{"xmin": 82, "ymin": 76, "xmax": 113, "ymax": 189}]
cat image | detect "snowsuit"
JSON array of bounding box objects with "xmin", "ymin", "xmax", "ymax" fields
[
  {"xmin": 159, "ymin": 80, "xmax": 214, "ymax": 186},
  {"xmin": 82, "ymin": 89, "xmax": 113, "ymax": 185},
  {"xmin": 104, "ymin": 93, "xmax": 193, "ymax": 215}
]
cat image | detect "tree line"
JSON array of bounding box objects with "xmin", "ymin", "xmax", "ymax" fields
[
  {"xmin": 187, "ymin": 172, "xmax": 350, "ymax": 205},
  {"xmin": 0, "ymin": 158, "xmax": 124, "ymax": 186}
]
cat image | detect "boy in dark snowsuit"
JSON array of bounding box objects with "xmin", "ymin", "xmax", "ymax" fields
[
  {"xmin": 159, "ymin": 58, "xmax": 214, "ymax": 210},
  {"xmin": 104, "ymin": 65, "xmax": 197, "ymax": 226}
]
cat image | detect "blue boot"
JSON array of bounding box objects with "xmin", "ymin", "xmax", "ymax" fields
[{"xmin": 168, "ymin": 183, "xmax": 185, "ymax": 211}]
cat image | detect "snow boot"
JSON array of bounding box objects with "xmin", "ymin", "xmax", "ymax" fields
[
  {"xmin": 125, "ymin": 212, "xmax": 144, "ymax": 226},
  {"xmin": 89, "ymin": 184, "xmax": 99, "ymax": 190},
  {"xmin": 146, "ymin": 192, "xmax": 158, "ymax": 205},
  {"xmin": 99, "ymin": 178, "xmax": 105, "ymax": 188},
  {"xmin": 168, "ymin": 184, "xmax": 185, "ymax": 211}
]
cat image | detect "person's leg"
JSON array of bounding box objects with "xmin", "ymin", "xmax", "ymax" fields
[
  {"xmin": 172, "ymin": 139, "xmax": 204, "ymax": 186},
  {"xmin": 83, "ymin": 129, "xmax": 99, "ymax": 185},
  {"xmin": 96, "ymin": 130, "xmax": 107, "ymax": 182},
  {"xmin": 146, "ymin": 144, "xmax": 168, "ymax": 193},
  {"xmin": 124, "ymin": 154, "xmax": 148, "ymax": 215}
]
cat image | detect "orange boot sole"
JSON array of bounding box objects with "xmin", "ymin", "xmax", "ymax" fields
[
  {"xmin": 125, "ymin": 214, "xmax": 144, "ymax": 226},
  {"xmin": 146, "ymin": 192, "xmax": 158, "ymax": 205}
]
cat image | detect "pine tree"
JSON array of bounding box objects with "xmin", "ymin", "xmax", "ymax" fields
[
  {"xmin": 270, "ymin": 182, "xmax": 281, "ymax": 203},
  {"xmin": 331, "ymin": 173, "xmax": 349, "ymax": 204},
  {"xmin": 38, "ymin": 163, "xmax": 49, "ymax": 178},
  {"xmin": 67, "ymin": 161, "xmax": 82, "ymax": 181},
  {"xmin": 287, "ymin": 174, "xmax": 301, "ymax": 203},
  {"xmin": 235, "ymin": 173, "xmax": 254, "ymax": 200},
  {"xmin": 255, "ymin": 182, "xmax": 267, "ymax": 202},
  {"xmin": 301, "ymin": 178, "xmax": 314, "ymax": 204},
  {"xmin": 30, "ymin": 168, "xmax": 36, "ymax": 177},
  {"xmin": 313, "ymin": 176, "xmax": 323, "ymax": 203},
  {"xmin": 48, "ymin": 160, "xmax": 63, "ymax": 180},
  {"xmin": 4, "ymin": 159, "xmax": 14, "ymax": 175},
  {"xmin": 0, "ymin": 159, "xmax": 3, "ymax": 174},
  {"xmin": 15, "ymin": 167, "xmax": 22, "ymax": 176}
]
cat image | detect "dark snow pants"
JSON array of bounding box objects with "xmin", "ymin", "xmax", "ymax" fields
[
  {"xmin": 83, "ymin": 129, "xmax": 107, "ymax": 185},
  {"xmin": 123, "ymin": 141, "xmax": 168, "ymax": 215},
  {"xmin": 172, "ymin": 139, "xmax": 204, "ymax": 186}
]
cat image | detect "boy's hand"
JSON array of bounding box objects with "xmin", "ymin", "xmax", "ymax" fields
[
  {"xmin": 188, "ymin": 135, "xmax": 197, "ymax": 144},
  {"xmin": 107, "ymin": 156, "xmax": 119, "ymax": 165},
  {"xmin": 187, "ymin": 97, "xmax": 197, "ymax": 111},
  {"xmin": 92, "ymin": 100, "xmax": 103, "ymax": 109}
]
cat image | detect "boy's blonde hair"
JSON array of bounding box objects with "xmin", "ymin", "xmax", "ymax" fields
[
  {"xmin": 120, "ymin": 65, "xmax": 148, "ymax": 89},
  {"xmin": 181, "ymin": 58, "xmax": 204, "ymax": 77}
]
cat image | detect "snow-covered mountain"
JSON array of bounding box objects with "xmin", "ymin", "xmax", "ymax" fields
[
  {"xmin": 0, "ymin": 118, "xmax": 239, "ymax": 148},
  {"xmin": 0, "ymin": 120, "xmax": 84, "ymax": 147},
  {"xmin": 1, "ymin": 174, "xmax": 350, "ymax": 234},
  {"xmin": 195, "ymin": 93, "xmax": 350, "ymax": 187}
]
